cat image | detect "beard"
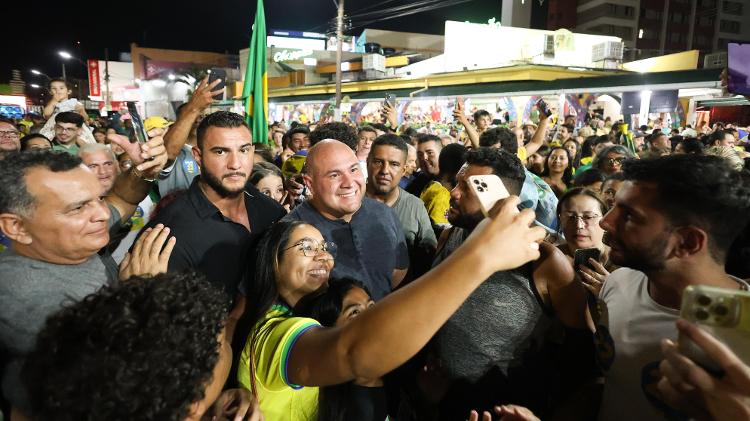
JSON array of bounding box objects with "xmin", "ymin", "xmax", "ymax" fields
[
  {"xmin": 603, "ymin": 231, "xmax": 670, "ymax": 272},
  {"xmin": 448, "ymin": 201, "xmax": 483, "ymax": 231},
  {"xmin": 200, "ymin": 166, "xmax": 246, "ymax": 198}
]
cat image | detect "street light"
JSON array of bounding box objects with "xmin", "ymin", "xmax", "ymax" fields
[
  {"xmin": 30, "ymin": 84, "xmax": 41, "ymax": 89},
  {"xmin": 58, "ymin": 51, "xmax": 73, "ymax": 60}
]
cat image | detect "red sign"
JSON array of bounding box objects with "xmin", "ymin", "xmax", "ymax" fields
[{"xmin": 88, "ymin": 60, "xmax": 101, "ymax": 97}]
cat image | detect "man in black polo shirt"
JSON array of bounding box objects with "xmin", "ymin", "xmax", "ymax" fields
[
  {"xmin": 137, "ymin": 111, "xmax": 285, "ymax": 304},
  {"xmin": 283, "ymin": 139, "xmax": 409, "ymax": 300}
]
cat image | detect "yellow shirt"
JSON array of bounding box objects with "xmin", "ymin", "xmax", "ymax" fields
[
  {"xmin": 238, "ymin": 305, "xmax": 320, "ymax": 421},
  {"xmin": 517, "ymin": 146, "xmax": 528, "ymax": 162},
  {"xmin": 420, "ymin": 181, "xmax": 451, "ymax": 226}
]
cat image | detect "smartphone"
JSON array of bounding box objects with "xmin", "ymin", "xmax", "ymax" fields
[
  {"xmin": 727, "ymin": 43, "xmax": 750, "ymax": 96},
  {"xmin": 384, "ymin": 92, "xmax": 396, "ymax": 108},
  {"xmin": 536, "ymin": 98, "xmax": 551, "ymax": 118},
  {"xmin": 208, "ymin": 68, "xmax": 227, "ymax": 100},
  {"xmin": 574, "ymin": 247, "xmax": 601, "ymax": 271},
  {"xmin": 678, "ymin": 285, "xmax": 750, "ymax": 375},
  {"xmin": 126, "ymin": 102, "xmax": 148, "ymax": 144},
  {"xmin": 467, "ymin": 174, "xmax": 511, "ymax": 217}
]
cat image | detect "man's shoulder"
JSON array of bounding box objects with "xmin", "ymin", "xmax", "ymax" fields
[
  {"xmin": 601, "ymin": 267, "xmax": 646, "ymax": 300},
  {"xmin": 144, "ymin": 191, "xmax": 194, "ymax": 227},
  {"xmin": 394, "ymin": 188, "xmax": 424, "ymax": 209}
]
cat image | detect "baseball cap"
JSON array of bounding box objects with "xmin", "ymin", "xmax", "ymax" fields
[{"xmin": 144, "ymin": 116, "xmax": 173, "ymax": 132}]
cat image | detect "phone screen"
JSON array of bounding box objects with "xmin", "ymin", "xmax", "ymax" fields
[
  {"xmin": 728, "ymin": 43, "xmax": 750, "ymax": 96},
  {"xmin": 127, "ymin": 102, "xmax": 148, "ymax": 144}
]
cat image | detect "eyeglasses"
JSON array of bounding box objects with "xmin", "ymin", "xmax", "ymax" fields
[
  {"xmin": 284, "ymin": 239, "xmax": 337, "ymax": 257},
  {"xmin": 55, "ymin": 126, "xmax": 78, "ymax": 133},
  {"xmin": 562, "ymin": 212, "xmax": 602, "ymax": 226},
  {"xmin": 606, "ymin": 157, "xmax": 625, "ymax": 166},
  {"xmin": 0, "ymin": 130, "xmax": 19, "ymax": 139}
]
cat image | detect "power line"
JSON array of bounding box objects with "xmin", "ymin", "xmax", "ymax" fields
[{"xmin": 349, "ymin": 0, "xmax": 477, "ymax": 30}]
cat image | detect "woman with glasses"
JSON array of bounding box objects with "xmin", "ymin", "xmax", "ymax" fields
[
  {"xmin": 592, "ymin": 145, "xmax": 636, "ymax": 177},
  {"xmin": 238, "ymin": 200, "xmax": 545, "ymax": 420},
  {"xmin": 540, "ymin": 147, "xmax": 573, "ymax": 199},
  {"xmin": 556, "ymin": 188, "xmax": 614, "ymax": 295}
]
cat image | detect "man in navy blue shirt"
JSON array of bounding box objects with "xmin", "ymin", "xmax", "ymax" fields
[{"xmin": 284, "ymin": 139, "xmax": 409, "ymax": 300}]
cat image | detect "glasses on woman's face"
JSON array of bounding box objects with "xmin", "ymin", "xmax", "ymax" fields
[
  {"xmin": 284, "ymin": 239, "xmax": 337, "ymax": 258},
  {"xmin": 562, "ymin": 212, "xmax": 602, "ymax": 227},
  {"xmin": 606, "ymin": 156, "xmax": 625, "ymax": 166}
]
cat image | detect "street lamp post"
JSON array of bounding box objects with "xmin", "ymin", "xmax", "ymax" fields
[{"xmin": 59, "ymin": 51, "xmax": 73, "ymax": 79}]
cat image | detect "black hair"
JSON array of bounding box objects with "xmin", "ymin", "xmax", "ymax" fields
[
  {"xmin": 369, "ymin": 123, "xmax": 390, "ymax": 133},
  {"xmin": 287, "ymin": 126, "xmax": 310, "ymax": 138},
  {"xmin": 55, "ymin": 111, "xmax": 84, "ymax": 128},
  {"xmin": 309, "ymin": 122, "xmax": 358, "ymax": 151},
  {"xmin": 710, "ymin": 129, "xmax": 731, "ymax": 146},
  {"xmin": 473, "ymin": 109, "xmax": 491, "ymax": 122},
  {"xmin": 253, "ymin": 144, "xmax": 276, "ymax": 164},
  {"xmin": 541, "ymin": 146, "xmax": 574, "ymax": 187},
  {"xmin": 479, "ymin": 127, "xmax": 516, "ymax": 154},
  {"xmin": 249, "ymin": 161, "xmax": 283, "ymax": 186},
  {"xmin": 370, "ymin": 134, "xmax": 408, "ymax": 161},
  {"xmin": 438, "ymin": 143, "xmax": 467, "ymax": 185},
  {"xmin": 416, "ymin": 133, "xmax": 442, "ymax": 147},
  {"xmin": 562, "ymin": 138, "xmax": 582, "ymax": 168},
  {"xmin": 358, "ymin": 126, "xmax": 378, "ymax": 135},
  {"xmin": 48, "ymin": 78, "xmax": 73, "ymax": 91},
  {"xmin": 20, "ymin": 133, "xmax": 52, "ymax": 151},
  {"xmin": 400, "ymin": 134, "xmax": 414, "ymax": 146},
  {"xmin": 621, "ymin": 155, "xmax": 750, "ymax": 260},
  {"xmin": 573, "ymin": 168, "xmax": 605, "ymax": 188},
  {"xmin": 561, "ymin": 124, "xmax": 574, "ymax": 133},
  {"xmin": 580, "ymin": 135, "xmax": 598, "ymax": 158},
  {"xmin": 465, "ymin": 147, "xmax": 525, "ymax": 196},
  {"xmin": 678, "ymin": 138, "xmax": 704, "ymax": 154},
  {"xmin": 23, "ymin": 272, "xmax": 229, "ymax": 421},
  {"xmin": 402, "ymin": 127, "xmax": 418, "ymax": 138},
  {"xmin": 196, "ymin": 111, "xmax": 249, "ymax": 150},
  {"xmin": 602, "ymin": 171, "xmax": 626, "ymax": 184},
  {"xmin": 0, "ymin": 150, "xmax": 81, "ymax": 216}
]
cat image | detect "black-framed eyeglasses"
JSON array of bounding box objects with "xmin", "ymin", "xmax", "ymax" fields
[
  {"xmin": 283, "ymin": 239, "xmax": 337, "ymax": 257},
  {"xmin": 606, "ymin": 157, "xmax": 625, "ymax": 165}
]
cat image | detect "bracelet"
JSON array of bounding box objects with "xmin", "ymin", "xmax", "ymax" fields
[{"xmin": 131, "ymin": 167, "xmax": 157, "ymax": 183}]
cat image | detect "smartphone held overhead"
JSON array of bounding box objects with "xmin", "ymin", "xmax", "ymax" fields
[
  {"xmin": 126, "ymin": 102, "xmax": 149, "ymax": 144},
  {"xmin": 208, "ymin": 68, "xmax": 227, "ymax": 100}
]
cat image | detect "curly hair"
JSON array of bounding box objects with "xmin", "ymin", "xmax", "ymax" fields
[
  {"xmin": 309, "ymin": 122, "xmax": 358, "ymax": 151},
  {"xmin": 23, "ymin": 272, "xmax": 230, "ymax": 421},
  {"xmin": 465, "ymin": 147, "xmax": 526, "ymax": 196}
]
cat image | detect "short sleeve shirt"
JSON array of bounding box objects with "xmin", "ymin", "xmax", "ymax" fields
[
  {"xmin": 238, "ymin": 305, "xmax": 320, "ymax": 421},
  {"xmin": 391, "ymin": 187, "xmax": 437, "ymax": 251},
  {"xmin": 419, "ymin": 181, "xmax": 451, "ymax": 227},
  {"xmin": 283, "ymin": 198, "xmax": 409, "ymax": 300},
  {"xmin": 157, "ymin": 145, "xmax": 200, "ymax": 197}
]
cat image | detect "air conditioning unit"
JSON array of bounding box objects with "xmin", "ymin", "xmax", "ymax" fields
[
  {"xmin": 704, "ymin": 52, "xmax": 727, "ymax": 69},
  {"xmin": 592, "ymin": 41, "xmax": 624, "ymax": 62},
  {"xmin": 543, "ymin": 34, "xmax": 555, "ymax": 57}
]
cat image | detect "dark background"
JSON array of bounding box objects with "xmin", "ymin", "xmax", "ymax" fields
[{"xmin": 3, "ymin": 0, "xmax": 549, "ymax": 82}]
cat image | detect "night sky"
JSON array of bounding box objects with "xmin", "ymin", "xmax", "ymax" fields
[{"xmin": 4, "ymin": 0, "xmax": 514, "ymax": 84}]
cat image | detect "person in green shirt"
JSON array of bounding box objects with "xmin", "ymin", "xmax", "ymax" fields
[{"xmin": 51, "ymin": 111, "xmax": 85, "ymax": 155}]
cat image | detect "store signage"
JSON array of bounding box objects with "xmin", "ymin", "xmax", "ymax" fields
[
  {"xmin": 273, "ymin": 49, "xmax": 313, "ymax": 63},
  {"xmin": 88, "ymin": 60, "xmax": 101, "ymax": 97}
]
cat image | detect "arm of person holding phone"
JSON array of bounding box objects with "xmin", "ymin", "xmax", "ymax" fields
[
  {"xmin": 163, "ymin": 77, "xmax": 224, "ymax": 164},
  {"xmin": 658, "ymin": 319, "xmax": 750, "ymax": 421},
  {"xmin": 453, "ymin": 97, "xmax": 480, "ymax": 149},
  {"xmin": 524, "ymin": 100, "xmax": 551, "ymax": 157}
]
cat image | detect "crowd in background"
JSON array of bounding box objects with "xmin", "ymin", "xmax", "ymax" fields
[{"xmin": 1, "ymin": 76, "xmax": 749, "ymax": 421}]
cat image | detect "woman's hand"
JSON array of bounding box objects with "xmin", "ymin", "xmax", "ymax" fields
[{"xmin": 578, "ymin": 258, "xmax": 610, "ymax": 296}]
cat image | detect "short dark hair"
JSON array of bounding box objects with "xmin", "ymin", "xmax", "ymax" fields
[
  {"xmin": 0, "ymin": 150, "xmax": 81, "ymax": 217},
  {"xmin": 561, "ymin": 124, "xmax": 574, "ymax": 133},
  {"xmin": 416, "ymin": 133, "xmax": 442, "ymax": 147},
  {"xmin": 465, "ymin": 148, "xmax": 525, "ymax": 196},
  {"xmin": 23, "ymin": 272, "xmax": 229, "ymax": 421},
  {"xmin": 358, "ymin": 126, "xmax": 377, "ymax": 136},
  {"xmin": 678, "ymin": 138, "xmax": 704, "ymax": 154},
  {"xmin": 479, "ymin": 127, "xmax": 517, "ymax": 154},
  {"xmin": 369, "ymin": 123, "xmax": 391, "ymax": 133},
  {"xmin": 438, "ymin": 143, "xmax": 467, "ymax": 182},
  {"xmin": 55, "ymin": 111, "xmax": 84, "ymax": 128},
  {"xmin": 473, "ymin": 109, "xmax": 491, "ymax": 122},
  {"xmin": 287, "ymin": 126, "xmax": 310, "ymax": 138},
  {"xmin": 621, "ymin": 155, "xmax": 750, "ymax": 260},
  {"xmin": 20, "ymin": 133, "xmax": 52, "ymax": 151},
  {"xmin": 48, "ymin": 78, "xmax": 73, "ymax": 91},
  {"xmin": 710, "ymin": 129, "xmax": 731, "ymax": 145},
  {"xmin": 309, "ymin": 122, "xmax": 358, "ymax": 150},
  {"xmin": 196, "ymin": 111, "xmax": 249, "ymax": 149},
  {"xmin": 573, "ymin": 168, "xmax": 606, "ymax": 188},
  {"xmin": 370, "ymin": 134, "xmax": 408, "ymax": 162}
]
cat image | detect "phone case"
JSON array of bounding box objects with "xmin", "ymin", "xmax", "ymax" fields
[
  {"xmin": 467, "ymin": 175, "xmax": 510, "ymax": 217},
  {"xmin": 574, "ymin": 248, "xmax": 601, "ymax": 270},
  {"xmin": 127, "ymin": 102, "xmax": 149, "ymax": 144},
  {"xmin": 679, "ymin": 285, "xmax": 750, "ymax": 374}
]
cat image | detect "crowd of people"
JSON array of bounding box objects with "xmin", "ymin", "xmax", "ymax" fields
[{"xmin": 1, "ymin": 75, "xmax": 749, "ymax": 421}]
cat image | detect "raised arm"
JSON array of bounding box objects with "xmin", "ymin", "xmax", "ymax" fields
[
  {"xmin": 453, "ymin": 97, "xmax": 480, "ymax": 149},
  {"xmin": 524, "ymin": 104, "xmax": 551, "ymax": 157},
  {"xmin": 105, "ymin": 134, "xmax": 167, "ymax": 224},
  {"xmin": 163, "ymin": 77, "xmax": 224, "ymax": 163},
  {"xmin": 287, "ymin": 197, "xmax": 546, "ymax": 386}
]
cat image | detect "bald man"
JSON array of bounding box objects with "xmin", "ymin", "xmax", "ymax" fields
[{"xmin": 283, "ymin": 139, "xmax": 409, "ymax": 300}]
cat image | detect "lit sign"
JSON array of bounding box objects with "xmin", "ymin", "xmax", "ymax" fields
[{"xmin": 273, "ymin": 49, "xmax": 314, "ymax": 62}]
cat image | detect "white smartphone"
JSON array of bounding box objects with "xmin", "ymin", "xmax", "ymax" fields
[
  {"xmin": 678, "ymin": 285, "xmax": 750, "ymax": 375},
  {"xmin": 467, "ymin": 174, "xmax": 511, "ymax": 217}
]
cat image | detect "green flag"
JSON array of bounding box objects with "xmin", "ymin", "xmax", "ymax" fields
[{"xmin": 243, "ymin": 0, "xmax": 268, "ymax": 144}]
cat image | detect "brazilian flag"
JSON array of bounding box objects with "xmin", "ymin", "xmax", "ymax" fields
[{"xmin": 243, "ymin": 0, "xmax": 268, "ymax": 144}]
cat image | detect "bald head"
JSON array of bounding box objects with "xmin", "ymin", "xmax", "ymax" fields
[{"xmin": 303, "ymin": 139, "xmax": 365, "ymax": 221}]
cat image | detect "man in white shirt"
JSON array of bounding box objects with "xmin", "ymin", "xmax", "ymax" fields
[{"xmin": 593, "ymin": 154, "xmax": 750, "ymax": 421}]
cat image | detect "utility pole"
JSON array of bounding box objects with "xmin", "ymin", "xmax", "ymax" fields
[
  {"xmin": 61, "ymin": 63, "xmax": 67, "ymax": 79},
  {"xmin": 104, "ymin": 48, "xmax": 111, "ymax": 113},
  {"xmin": 335, "ymin": 0, "xmax": 344, "ymax": 110}
]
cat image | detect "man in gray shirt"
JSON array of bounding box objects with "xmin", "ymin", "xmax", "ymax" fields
[
  {"xmin": 366, "ymin": 134, "xmax": 436, "ymax": 279},
  {"xmin": 0, "ymin": 138, "xmax": 168, "ymax": 415}
]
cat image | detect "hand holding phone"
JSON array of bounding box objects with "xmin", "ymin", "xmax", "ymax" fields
[
  {"xmin": 126, "ymin": 102, "xmax": 149, "ymax": 144},
  {"xmin": 536, "ymin": 98, "xmax": 552, "ymax": 120},
  {"xmin": 467, "ymin": 174, "xmax": 512, "ymax": 217},
  {"xmin": 208, "ymin": 68, "xmax": 227, "ymax": 100},
  {"xmin": 574, "ymin": 247, "xmax": 601, "ymax": 271}
]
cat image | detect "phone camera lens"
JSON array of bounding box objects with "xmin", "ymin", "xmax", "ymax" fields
[
  {"xmin": 473, "ymin": 179, "xmax": 480, "ymax": 184},
  {"xmin": 695, "ymin": 309, "xmax": 710, "ymax": 321},
  {"xmin": 697, "ymin": 295, "xmax": 712, "ymax": 306},
  {"xmin": 478, "ymin": 187, "xmax": 484, "ymax": 192},
  {"xmin": 481, "ymin": 182, "xmax": 487, "ymax": 188},
  {"xmin": 712, "ymin": 304, "xmax": 729, "ymax": 317}
]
